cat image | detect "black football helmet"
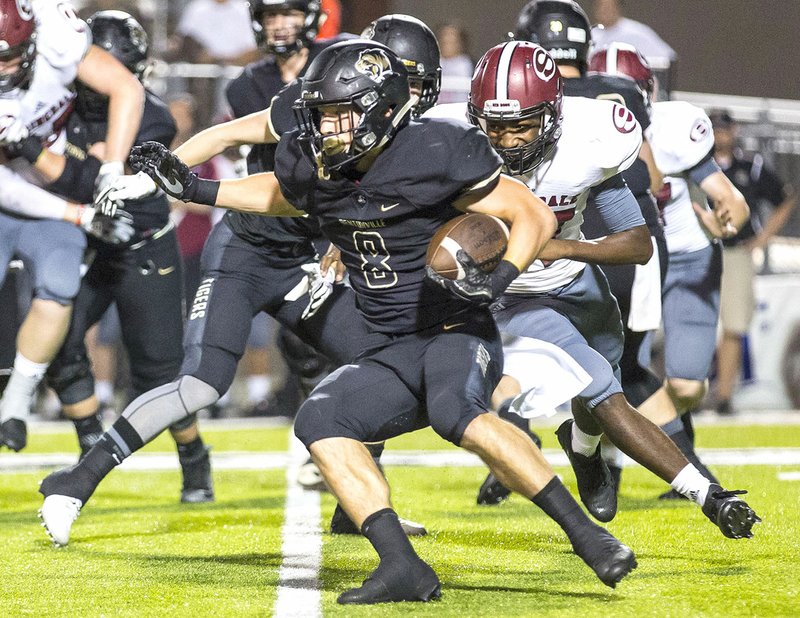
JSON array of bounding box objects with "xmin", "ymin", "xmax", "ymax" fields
[
  {"xmin": 249, "ymin": 0, "xmax": 322, "ymax": 56},
  {"xmin": 0, "ymin": 0, "xmax": 37, "ymax": 93},
  {"xmin": 361, "ymin": 14, "xmax": 441, "ymax": 116},
  {"xmin": 515, "ymin": 0, "xmax": 592, "ymax": 71},
  {"xmin": 76, "ymin": 11, "xmax": 149, "ymax": 120},
  {"xmin": 294, "ymin": 39, "xmax": 413, "ymax": 175}
]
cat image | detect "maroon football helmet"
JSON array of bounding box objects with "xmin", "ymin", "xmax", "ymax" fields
[
  {"xmin": 0, "ymin": 0, "xmax": 36, "ymax": 92},
  {"xmin": 589, "ymin": 43, "xmax": 655, "ymax": 112},
  {"xmin": 468, "ymin": 41, "xmax": 563, "ymax": 175}
]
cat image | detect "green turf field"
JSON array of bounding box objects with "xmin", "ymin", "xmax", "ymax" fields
[{"xmin": 1, "ymin": 422, "xmax": 798, "ymax": 617}]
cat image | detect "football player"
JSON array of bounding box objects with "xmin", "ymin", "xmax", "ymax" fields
[
  {"xmin": 11, "ymin": 11, "xmax": 213, "ymax": 502},
  {"xmin": 42, "ymin": 40, "xmax": 641, "ymax": 601},
  {"xmin": 591, "ymin": 41, "xmax": 751, "ymax": 497},
  {"xmin": 512, "ymin": 0, "xmax": 669, "ymax": 487},
  {"xmin": 0, "ymin": 0, "xmax": 144, "ymax": 450},
  {"xmin": 428, "ymin": 40, "xmax": 759, "ymax": 539}
]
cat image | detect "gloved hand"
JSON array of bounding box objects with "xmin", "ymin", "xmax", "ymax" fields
[
  {"xmin": 94, "ymin": 161, "xmax": 125, "ymax": 200},
  {"xmin": 129, "ymin": 141, "xmax": 198, "ymax": 201},
  {"xmin": 0, "ymin": 113, "xmax": 29, "ymax": 146},
  {"xmin": 94, "ymin": 171, "xmax": 158, "ymax": 217},
  {"xmin": 426, "ymin": 250, "xmax": 520, "ymax": 307},
  {"xmin": 300, "ymin": 263, "xmax": 336, "ymax": 320},
  {"xmin": 75, "ymin": 205, "xmax": 136, "ymax": 245}
]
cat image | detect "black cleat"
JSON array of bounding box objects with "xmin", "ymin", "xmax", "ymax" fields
[
  {"xmin": 179, "ymin": 445, "xmax": 215, "ymax": 503},
  {"xmin": 330, "ymin": 504, "xmax": 427, "ymax": 537},
  {"xmin": 572, "ymin": 527, "xmax": 637, "ymax": 588},
  {"xmin": 337, "ymin": 558, "xmax": 441, "ymax": 605},
  {"xmin": 0, "ymin": 418, "xmax": 27, "ymax": 451},
  {"xmin": 555, "ymin": 420, "xmax": 617, "ymax": 522},
  {"xmin": 477, "ymin": 472, "xmax": 511, "ymax": 505},
  {"xmin": 607, "ymin": 464, "xmax": 622, "ymax": 493},
  {"xmin": 702, "ymin": 484, "xmax": 761, "ymax": 539}
]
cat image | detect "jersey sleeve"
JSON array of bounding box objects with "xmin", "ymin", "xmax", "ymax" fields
[
  {"xmin": 590, "ymin": 100, "xmax": 643, "ymax": 178},
  {"xmin": 34, "ymin": 0, "xmax": 91, "ymax": 69},
  {"xmin": 404, "ymin": 119, "xmax": 502, "ymax": 205},
  {"xmin": 267, "ymin": 79, "xmax": 302, "ymax": 138},
  {"xmin": 649, "ymin": 102, "xmax": 715, "ymax": 176},
  {"xmin": 273, "ymin": 132, "xmax": 317, "ymax": 213}
]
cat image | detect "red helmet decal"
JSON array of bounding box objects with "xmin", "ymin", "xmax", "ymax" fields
[
  {"xmin": 612, "ymin": 104, "xmax": 636, "ymax": 134},
  {"xmin": 690, "ymin": 118, "xmax": 711, "ymax": 142},
  {"xmin": 532, "ymin": 46, "xmax": 556, "ymax": 82}
]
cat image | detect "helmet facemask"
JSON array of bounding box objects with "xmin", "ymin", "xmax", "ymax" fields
[
  {"xmin": 250, "ymin": 1, "xmax": 321, "ymax": 57},
  {"xmin": 0, "ymin": 32, "xmax": 35, "ymax": 93}
]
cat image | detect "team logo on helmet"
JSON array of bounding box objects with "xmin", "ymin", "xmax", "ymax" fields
[
  {"xmin": 15, "ymin": 0, "xmax": 33, "ymax": 20},
  {"xmin": 612, "ymin": 104, "xmax": 637, "ymax": 134},
  {"xmin": 355, "ymin": 49, "xmax": 392, "ymax": 83},
  {"xmin": 532, "ymin": 47, "xmax": 557, "ymax": 81},
  {"xmin": 549, "ymin": 20, "xmax": 563, "ymax": 33},
  {"xmin": 690, "ymin": 118, "xmax": 711, "ymax": 143}
]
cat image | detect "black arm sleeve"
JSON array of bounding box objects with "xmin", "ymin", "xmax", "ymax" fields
[{"xmin": 48, "ymin": 155, "xmax": 102, "ymax": 203}]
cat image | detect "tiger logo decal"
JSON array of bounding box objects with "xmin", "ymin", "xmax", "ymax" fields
[{"xmin": 355, "ymin": 49, "xmax": 392, "ymax": 83}]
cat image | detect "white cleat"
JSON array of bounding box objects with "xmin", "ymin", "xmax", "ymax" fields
[
  {"xmin": 296, "ymin": 459, "xmax": 328, "ymax": 491},
  {"xmin": 38, "ymin": 495, "xmax": 82, "ymax": 547}
]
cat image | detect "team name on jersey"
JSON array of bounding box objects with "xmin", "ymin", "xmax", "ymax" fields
[
  {"xmin": 538, "ymin": 194, "xmax": 578, "ymax": 208},
  {"xmin": 189, "ymin": 277, "xmax": 214, "ymax": 320},
  {"xmin": 28, "ymin": 93, "xmax": 74, "ymax": 138},
  {"xmin": 337, "ymin": 218, "xmax": 386, "ymax": 229}
]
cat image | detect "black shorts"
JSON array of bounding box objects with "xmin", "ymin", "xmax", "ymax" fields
[
  {"xmin": 180, "ymin": 221, "xmax": 370, "ymax": 394},
  {"xmin": 294, "ymin": 310, "xmax": 503, "ymax": 447}
]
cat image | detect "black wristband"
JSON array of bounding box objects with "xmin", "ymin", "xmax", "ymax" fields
[
  {"xmin": 489, "ymin": 259, "xmax": 521, "ymax": 298},
  {"xmin": 7, "ymin": 136, "xmax": 44, "ymax": 163},
  {"xmin": 185, "ymin": 178, "xmax": 220, "ymax": 205}
]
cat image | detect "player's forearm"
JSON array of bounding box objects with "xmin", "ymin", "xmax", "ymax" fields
[
  {"xmin": 103, "ymin": 75, "xmax": 145, "ymax": 164},
  {"xmin": 503, "ymin": 199, "xmax": 557, "ymax": 271},
  {"xmin": 175, "ymin": 110, "xmax": 273, "ymax": 167},
  {"xmin": 214, "ymin": 173, "xmax": 303, "ymax": 216},
  {"xmin": 0, "ymin": 165, "xmax": 75, "ymax": 221},
  {"xmin": 543, "ymin": 225, "xmax": 652, "ymax": 264}
]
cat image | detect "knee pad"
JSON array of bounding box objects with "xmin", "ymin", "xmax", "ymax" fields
[
  {"xmin": 36, "ymin": 250, "xmax": 82, "ymax": 304},
  {"xmin": 46, "ymin": 353, "xmax": 94, "ymax": 405},
  {"xmin": 427, "ymin": 392, "xmax": 480, "ymax": 446},
  {"xmin": 170, "ymin": 412, "xmax": 198, "ymax": 432}
]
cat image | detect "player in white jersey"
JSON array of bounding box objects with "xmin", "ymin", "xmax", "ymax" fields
[
  {"xmin": 437, "ymin": 40, "xmax": 760, "ymax": 540},
  {"xmin": 594, "ymin": 41, "xmax": 750, "ymax": 497},
  {"xmin": 0, "ymin": 0, "xmax": 144, "ymax": 450}
]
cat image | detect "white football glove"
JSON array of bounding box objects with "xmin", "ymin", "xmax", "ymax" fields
[
  {"xmin": 94, "ymin": 161, "xmax": 125, "ymax": 200},
  {"xmin": 77, "ymin": 205, "xmax": 136, "ymax": 245},
  {"xmin": 300, "ymin": 263, "xmax": 335, "ymax": 320},
  {"xmin": 94, "ymin": 171, "xmax": 158, "ymax": 217},
  {"xmin": 0, "ymin": 113, "xmax": 29, "ymax": 146}
]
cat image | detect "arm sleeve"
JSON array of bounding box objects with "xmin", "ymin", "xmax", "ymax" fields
[
  {"xmin": 686, "ymin": 152, "xmax": 721, "ymax": 185},
  {"xmin": 590, "ymin": 173, "xmax": 646, "ymax": 233},
  {"xmin": 0, "ymin": 165, "xmax": 70, "ymax": 220},
  {"xmin": 47, "ymin": 155, "xmax": 102, "ymax": 203}
]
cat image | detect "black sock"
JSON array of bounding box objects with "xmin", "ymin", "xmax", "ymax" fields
[
  {"xmin": 660, "ymin": 418, "xmax": 719, "ymax": 484},
  {"xmin": 177, "ymin": 436, "xmax": 205, "ymax": 462},
  {"xmin": 532, "ymin": 477, "xmax": 596, "ymax": 544},
  {"xmin": 72, "ymin": 412, "xmax": 104, "ymax": 453},
  {"xmin": 681, "ymin": 410, "xmax": 696, "ymax": 444},
  {"xmin": 361, "ymin": 508, "xmax": 418, "ymax": 563}
]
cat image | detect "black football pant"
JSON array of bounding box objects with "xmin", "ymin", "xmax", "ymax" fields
[{"xmin": 47, "ymin": 229, "xmax": 184, "ymax": 406}]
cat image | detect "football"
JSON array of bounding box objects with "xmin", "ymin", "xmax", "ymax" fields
[{"xmin": 426, "ymin": 213, "xmax": 510, "ymax": 280}]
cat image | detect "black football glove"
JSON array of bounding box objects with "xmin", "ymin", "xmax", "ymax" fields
[
  {"xmin": 426, "ymin": 250, "xmax": 520, "ymax": 307},
  {"xmin": 129, "ymin": 141, "xmax": 199, "ymax": 201}
]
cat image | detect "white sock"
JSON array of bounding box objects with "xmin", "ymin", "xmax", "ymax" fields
[
  {"xmin": 95, "ymin": 380, "xmax": 114, "ymax": 406},
  {"xmin": 670, "ymin": 464, "xmax": 711, "ymax": 505},
  {"xmin": 0, "ymin": 353, "xmax": 49, "ymax": 422},
  {"xmin": 247, "ymin": 375, "xmax": 273, "ymax": 403},
  {"xmin": 571, "ymin": 423, "xmax": 602, "ymax": 457}
]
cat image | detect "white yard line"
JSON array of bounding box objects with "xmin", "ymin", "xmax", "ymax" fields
[
  {"xmin": 4, "ymin": 447, "xmax": 800, "ymax": 472},
  {"xmin": 777, "ymin": 471, "xmax": 800, "ymax": 481},
  {"xmin": 273, "ymin": 436, "xmax": 322, "ymax": 618}
]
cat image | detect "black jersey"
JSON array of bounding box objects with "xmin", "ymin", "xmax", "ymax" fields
[
  {"xmin": 564, "ymin": 74, "xmax": 650, "ymax": 131},
  {"xmin": 275, "ymin": 118, "xmax": 503, "ymax": 334},
  {"xmin": 60, "ymin": 90, "xmax": 175, "ymax": 238},
  {"xmin": 223, "ymin": 36, "xmax": 353, "ymax": 249},
  {"xmin": 720, "ymin": 151, "xmax": 789, "ymax": 247}
]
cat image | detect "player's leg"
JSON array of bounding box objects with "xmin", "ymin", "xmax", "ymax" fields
[
  {"xmin": 423, "ymin": 319, "xmax": 636, "ymax": 589},
  {"xmin": 294, "ymin": 347, "xmax": 440, "ymax": 605},
  {"xmin": 0, "ymin": 219, "xmax": 85, "ymax": 451}
]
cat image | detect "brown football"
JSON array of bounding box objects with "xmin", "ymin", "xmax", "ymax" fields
[{"xmin": 426, "ymin": 213, "xmax": 510, "ymax": 280}]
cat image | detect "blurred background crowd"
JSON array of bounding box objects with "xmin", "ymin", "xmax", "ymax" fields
[{"xmin": 34, "ymin": 0, "xmax": 798, "ymax": 421}]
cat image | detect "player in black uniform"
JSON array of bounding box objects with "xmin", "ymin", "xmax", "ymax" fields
[
  {"xmin": 12, "ymin": 11, "xmax": 213, "ymax": 502},
  {"xmin": 116, "ymin": 40, "xmax": 641, "ymax": 602}
]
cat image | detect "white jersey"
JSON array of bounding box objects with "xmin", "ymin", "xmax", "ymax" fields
[
  {"xmin": 1, "ymin": 1, "xmax": 89, "ymax": 205},
  {"xmin": 646, "ymin": 101, "xmax": 715, "ymax": 254},
  {"xmin": 426, "ymin": 96, "xmax": 642, "ymax": 292}
]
